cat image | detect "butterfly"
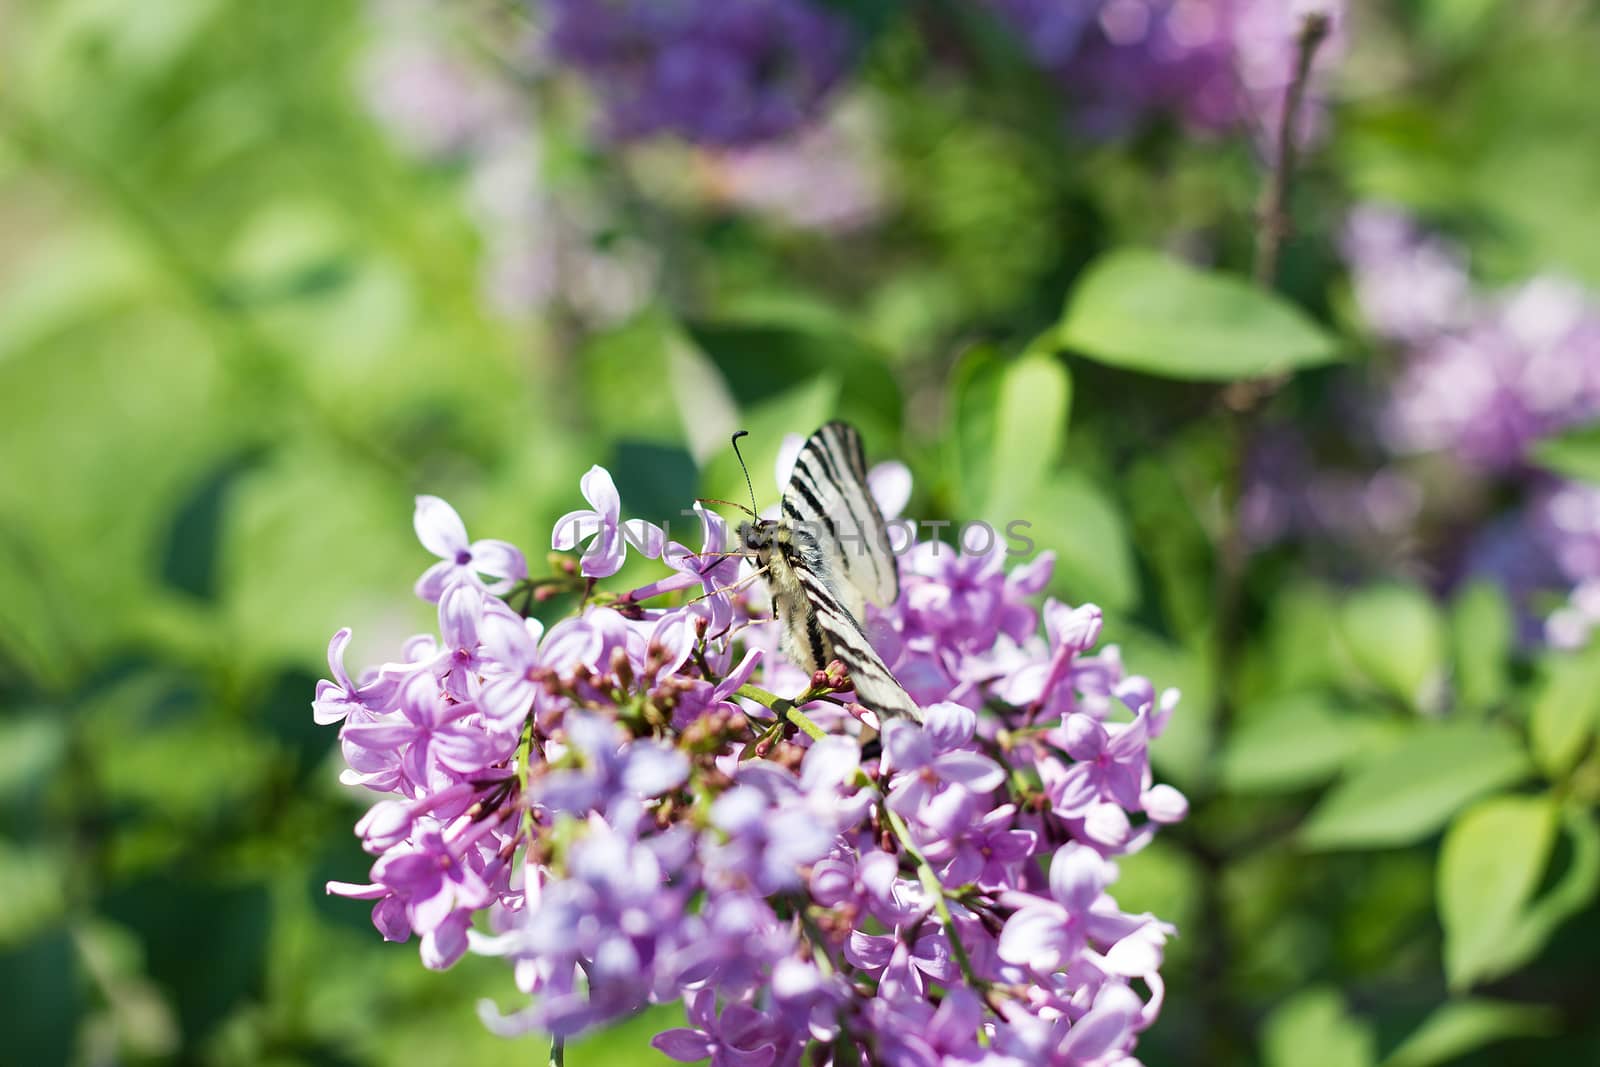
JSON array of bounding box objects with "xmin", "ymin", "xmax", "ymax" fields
[{"xmin": 733, "ymin": 421, "xmax": 923, "ymax": 723}]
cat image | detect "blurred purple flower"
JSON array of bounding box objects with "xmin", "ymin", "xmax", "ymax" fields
[
  {"xmin": 544, "ymin": 0, "xmax": 858, "ymax": 146},
  {"xmin": 1342, "ymin": 204, "xmax": 1473, "ymax": 344},
  {"xmin": 985, "ymin": 0, "xmax": 1346, "ymax": 148},
  {"xmin": 1383, "ymin": 277, "xmax": 1600, "ymax": 470}
]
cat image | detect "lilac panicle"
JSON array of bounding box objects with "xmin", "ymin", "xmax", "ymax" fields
[
  {"xmin": 985, "ymin": 0, "xmax": 1346, "ymax": 149},
  {"xmin": 315, "ymin": 450, "xmax": 1186, "ymax": 1062},
  {"xmin": 1344, "ymin": 205, "xmax": 1600, "ymax": 472},
  {"xmin": 543, "ymin": 0, "xmax": 858, "ymax": 146}
]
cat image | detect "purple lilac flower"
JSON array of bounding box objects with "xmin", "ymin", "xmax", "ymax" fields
[
  {"xmin": 1341, "ymin": 204, "xmax": 1474, "ymax": 345},
  {"xmin": 551, "ymin": 466, "xmax": 666, "ymax": 578},
  {"xmin": 1237, "ymin": 425, "xmax": 1423, "ymax": 555},
  {"xmin": 985, "ymin": 0, "xmax": 1346, "ymax": 147},
  {"xmin": 413, "ymin": 495, "xmax": 527, "ymax": 601},
  {"xmin": 1382, "ymin": 276, "xmax": 1600, "ymax": 470},
  {"xmin": 543, "ymin": 0, "xmax": 858, "ymax": 146},
  {"xmin": 315, "ymin": 454, "xmax": 1186, "ymax": 1061},
  {"xmin": 1467, "ymin": 482, "xmax": 1600, "ymax": 649},
  {"xmin": 1340, "ymin": 205, "xmax": 1600, "ymax": 471}
]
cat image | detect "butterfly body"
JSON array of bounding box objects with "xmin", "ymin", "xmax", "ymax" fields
[
  {"xmin": 736, "ymin": 422, "xmax": 922, "ymax": 723},
  {"xmin": 740, "ymin": 516, "xmax": 844, "ymax": 675}
]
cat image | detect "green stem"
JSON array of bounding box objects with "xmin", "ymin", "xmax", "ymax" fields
[
  {"xmin": 883, "ymin": 806, "xmax": 981, "ymax": 990},
  {"xmin": 516, "ymin": 714, "xmax": 539, "ymax": 843},
  {"xmin": 733, "ymin": 683, "xmax": 830, "ymax": 742},
  {"xmin": 549, "ymin": 1036, "xmax": 564, "ymax": 1067}
]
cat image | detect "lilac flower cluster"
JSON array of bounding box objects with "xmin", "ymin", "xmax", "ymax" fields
[
  {"xmin": 984, "ymin": 0, "xmax": 1345, "ymax": 145},
  {"xmin": 1344, "ymin": 205, "xmax": 1600, "ymax": 471},
  {"xmin": 316, "ymin": 450, "xmax": 1186, "ymax": 1063},
  {"xmin": 542, "ymin": 0, "xmax": 859, "ymax": 146},
  {"xmin": 1337, "ymin": 204, "xmax": 1600, "ymax": 646}
]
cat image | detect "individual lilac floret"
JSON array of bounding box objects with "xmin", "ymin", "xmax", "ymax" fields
[
  {"xmin": 414, "ymin": 495, "xmax": 527, "ymax": 601},
  {"xmin": 316, "ymin": 456, "xmax": 1186, "ymax": 1060},
  {"xmin": 544, "ymin": 0, "xmax": 858, "ymax": 146},
  {"xmin": 552, "ymin": 466, "xmax": 666, "ymax": 578},
  {"xmin": 651, "ymin": 988, "xmax": 784, "ymax": 1065},
  {"xmin": 312, "ymin": 628, "xmax": 401, "ymax": 726}
]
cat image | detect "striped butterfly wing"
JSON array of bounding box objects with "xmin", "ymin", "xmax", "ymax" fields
[
  {"xmin": 781, "ymin": 421, "xmax": 900, "ymax": 621},
  {"xmin": 781, "ymin": 422, "xmax": 921, "ymax": 722}
]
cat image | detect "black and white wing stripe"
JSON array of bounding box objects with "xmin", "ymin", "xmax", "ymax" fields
[
  {"xmin": 781, "ymin": 421, "xmax": 900, "ymax": 623},
  {"xmin": 777, "ymin": 422, "xmax": 920, "ymax": 723}
]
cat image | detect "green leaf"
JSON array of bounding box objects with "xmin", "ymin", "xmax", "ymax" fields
[
  {"xmin": 1262, "ymin": 987, "xmax": 1376, "ymax": 1067},
  {"xmin": 1380, "ymin": 998, "xmax": 1556, "ymax": 1067},
  {"xmin": 580, "ymin": 312, "xmax": 688, "ymax": 444},
  {"xmin": 1032, "ymin": 474, "xmax": 1138, "ymax": 613},
  {"xmin": 981, "ymin": 353, "xmax": 1071, "ymax": 524},
  {"xmin": 1058, "ymin": 249, "xmax": 1339, "ymax": 381},
  {"xmin": 1528, "ymin": 644, "xmax": 1600, "ymax": 780},
  {"xmin": 1415, "ymin": 0, "xmax": 1506, "ymax": 54},
  {"xmin": 1449, "ymin": 581, "xmax": 1513, "ymax": 715},
  {"xmin": 159, "ymin": 449, "xmax": 267, "ymax": 602},
  {"xmin": 1339, "ymin": 584, "xmax": 1447, "ymax": 710},
  {"xmin": 1438, "ymin": 794, "xmax": 1559, "ymax": 990},
  {"xmin": 1530, "ymin": 420, "xmax": 1600, "ymax": 483},
  {"xmin": 1494, "ymin": 806, "xmax": 1600, "ymax": 979},
  {"xmin": 1299, "ymin": 723, "xmax": 1532, "ymax": 850},
  {"xmin": 948, "ymin": 345, "xmax": 1005, "ymax": 515},
  {"xmin": 687, "ymin": 318, "xmax": 901, "ymax": 447},
  {"xmin": 1221, "ymin": 694, "xmax": 1396, "ymax": 794},
  {"xmin": 0, "ymin": 714, "xmax": 67, "ymax": 804}
]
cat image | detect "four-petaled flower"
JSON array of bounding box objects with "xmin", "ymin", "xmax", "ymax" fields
[
  {"xmin": 552, "ymin": 465, "xmax": 665, "ymax": 578},
  {"xmin": 414, "ymin": 495, "xmax": 528, "ymax": 601}
]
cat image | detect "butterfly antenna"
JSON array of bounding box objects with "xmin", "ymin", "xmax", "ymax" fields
[{"xmin": 730, "ymin": 430, "xmax": 760, "ymax": 517}]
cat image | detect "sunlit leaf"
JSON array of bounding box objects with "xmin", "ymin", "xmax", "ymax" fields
[
  {"xmin": 1300, "ymin": 723, "xmax": 1532, "ymax": 849},
  {"xmin": 1059, "ymin": 250, "xmax": 1339, "ymax": 381},
  {"xmin": 1339, "ymin": 584, "xmax": 1447, "ymax": 710},
  {"xmin": 982, "ymin": 353, "xmax": 1071, "ymax": 524},
  {"xmin": 1438, "ymin": 794, "xmax": 1558, "ymax": 989},
  {"xmin": 1528, "ymin": 643, "xmax": 1600, "ymax": 780},
  {"xmin": 1262, "ymin": 987, "xmax": 1376, "ymax": 1067},
  {"xmin": 1222, "ymin": 694, "xmax": 1397, "ymax": 794},
  {"xmin": 1032, "ymin": 473, "xmax": 1137, "ymax": 612},
  {"xmin": 1381, "ymin": 998, "xmax": 1556, "ymax": 1067},
  {"xmin": 1449, "ymin": 581, "xmax": 1513, "ymax": 716},
  {"xmin": 1493, "ymin": 807, "xmax": 1600, "ymax": 983}
]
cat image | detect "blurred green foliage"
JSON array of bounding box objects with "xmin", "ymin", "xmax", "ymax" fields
[{"xmin": 2, "ymin": 0, "xmax": 1599, "ymax": 1065}]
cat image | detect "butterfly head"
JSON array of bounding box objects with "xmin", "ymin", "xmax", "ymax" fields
[{"xmin": 738, "ymin": 518, "xmax": 776, "ymax": 555}]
